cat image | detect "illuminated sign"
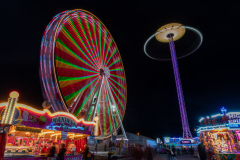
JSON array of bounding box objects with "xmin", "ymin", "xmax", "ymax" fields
[
  {"xmin": 52, "ymin": 116, "xmax": 77, "ymax": 127},
  {"xmin": 228, "ymin": 113, "xmax": 240, "ymax": 123},
  {"xmin": 164, "ymin": 137, "xmax": 170, "ymax": 143},
  {"xmin": 180, "ymin": 140, "xmax": 191, "ymax": 144},
  {"xmin": 0, "ymin": 103, "xmax": 95, "ymax": 135}
]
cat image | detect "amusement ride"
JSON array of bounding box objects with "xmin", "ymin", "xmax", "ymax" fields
[
  {"xmin": 40, "ymin": 9, "xmax": 127, "ymax": 139},
  {"xmin": 144, "ymin": 23, "xmax": 203, "ymax": 139}
]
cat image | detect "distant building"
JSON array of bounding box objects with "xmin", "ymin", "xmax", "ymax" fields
[{"xmin": 126, "ymin": 132, "xmax": 157, "ymax": 147}]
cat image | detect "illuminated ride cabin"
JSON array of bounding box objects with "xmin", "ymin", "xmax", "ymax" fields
[
  {"xmin": 197, "ymin": 107, "xmax": 240, "ymax": 159},
  {"xmin": 0, "ymin": 91, "xmax": 95, "ymax": 160}
]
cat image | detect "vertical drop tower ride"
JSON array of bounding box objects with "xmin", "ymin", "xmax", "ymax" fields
[{"xmin": 144, "ymin": 23, "xmax": 203, "ymax": 139}]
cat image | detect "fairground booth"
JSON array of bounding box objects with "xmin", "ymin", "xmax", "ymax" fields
[
  {"xmin": 0, "ymin": 91, "xmax": 95, "ymax": 160},
  {"xmin": 197, "ymin": 107, "xmax": 240, "ymax": 159},
  {"xmin": 163, "ymin": 137, "xmax": 200, "ymax": 149}
]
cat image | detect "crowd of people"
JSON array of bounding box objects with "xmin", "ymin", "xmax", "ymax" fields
[
  {"xmin": 133, "ymin": 145, "xmax": 155, "ymax": 160},
  {"xmin": 40, "ymin": 143, "xmax": 67, "ymax": 160},
  {"xmin": 198, "ymin": 140, "xmax": 215, "ymax": 160}
]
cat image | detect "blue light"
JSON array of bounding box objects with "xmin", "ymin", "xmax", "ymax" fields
[{"xmin": 221, "ymin": 107, "xmax": 227, "ymax": 114}]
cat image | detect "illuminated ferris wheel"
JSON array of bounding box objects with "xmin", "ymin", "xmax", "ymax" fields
[{"xmin": 40, "ymin": 9, "xmax": 127, "ymax": 138}]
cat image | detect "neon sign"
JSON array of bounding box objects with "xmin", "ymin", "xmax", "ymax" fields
[{"xmin": 52, "ymin": 116, "xmax": 77, "ymax": 127}]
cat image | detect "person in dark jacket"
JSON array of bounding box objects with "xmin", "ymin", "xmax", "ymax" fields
[
  {"xmin": 83, "ymin": 144, "xmax": 90, "ymax": 160},
  {"xmin": 57, "ymin": 144, "xmax": 67, "ymax": 160},
  {"xmin": 198, "ymin": 141, "xmax": 207, "ymax": 160},
  {"xmin": 172, "ymin": 146, "xmax": 177, "ymax": 160},
  {"xmin": 48, "ymin": 144, "xmax": 56, "ymax": 160}
]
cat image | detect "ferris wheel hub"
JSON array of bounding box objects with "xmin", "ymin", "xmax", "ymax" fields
[
  {"xmin": 100, "ymin": 69, "xmax": 104, "ymax": 76},
  {"xmin": 104, "ymin": 67, "xmax": 110, "ymax": 78}
]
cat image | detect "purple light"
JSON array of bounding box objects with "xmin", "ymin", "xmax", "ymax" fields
[{"xmin": 168, "ymin": 34, "xmax": 192, "ymax": 139}]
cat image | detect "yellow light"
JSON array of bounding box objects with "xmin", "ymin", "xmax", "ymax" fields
[
  {"xmin": 137, "ymin": 132, "xmax": 140, "ymax": 135},
  {"xmin": 94, "ymin": 116, "xmax": 99, "ymax": 121},
  {"xmin": 9, "ymin": 91, "xmax": 19, "ymax": 98},
  {"xmin": 42, "ymin": 131, "xmax": 55, "ymax": 134},
  {"xmin": 16, "ymin": 103, "xmax": 96, "ymax": 125},
  {"xmin": 51, "ymin": 133, "xmax": 61, "ymax": 137}
]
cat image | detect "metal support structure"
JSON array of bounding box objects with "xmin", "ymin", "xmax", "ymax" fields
[
  {"xmin": 168, "ymin": 34, "xmax": 192, "ymax": 139},
  {"xmin": 104, "ymin": 76, "xmax": 127, "ymax": 139}
]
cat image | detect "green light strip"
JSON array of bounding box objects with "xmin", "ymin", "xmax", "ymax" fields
[
  {"xmin": 108, "ymin": 59, "xmax": 121, "ymax": 68},
  {"xmin": 56, "ymin": 56, "xmax": 98, "ymax": 73},
  {"xmin": 103, "ymin": 40, "xmax": 113, "ymax": 67},
  {"xmin": 110, "ymin": 74, "xmax": 125, "ymax": 80},
  {"xmin": 68, "ymin": 17, "xmax": 99, "ymax": 69},
  {"xmin": 102, "ymin": 31, "xmax": 108, "ymax": 67},
  {"xmin": 87, "ymin": 106, "xmax": 93, "ymax": 121},
  {"xmin": 102, "ymin": 85, "xmax": 105, "ymax": 136},
  {"xmin": 105, "ymin": 49, "xmax": 117, "ymax": 67},
  {"xmin": 74, "ymin": 77, "xmax": 100, "ymax": 116},
  {"xmin": 92, "ymin": 17, "xmax": 101, "ymax": 67},
  {"xmin": 109, "ymin": 77, "xmax": 126, "ymax": 91},
  {"xmin": 106, "ymin": 86, "xmax": 112, "ymax": 134},
  {"xmin": 108, "ymin": 83, "xmax": 125, "ymax": 116},
  {"xmin": 57, "ymin": 38, "xmax": 97, "ymax": 71},
  {"xmin": 85, "ymin": 14, "xmax": 100, "ymax": 68},
  {"xmin": 61, "ymin": 25, "xmax": 98, "ymax": 71},
  {"xmin": 110, "ymin": 68, "xmax": 124, "ymax": 71},
  {"xmin": 65, "ymin": 76, "xmax": 98, "ymax": 104},
  {"xmin": 77, "ymin": 13, "xmax": 100, "ymax": 68},
  {"xmin": 58, "ymin": 74, "xmax": 98, "ymax": 81},
  {"xmin": 108, "ymin": 80, "xmax": 126, "ymax": 101}
]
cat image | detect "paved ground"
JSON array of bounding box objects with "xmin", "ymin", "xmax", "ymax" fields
[
  {"xmin": 152, "ymin": 155, "xmax": 199, "ymax": 160},
  {"xmin": 92, "ymin": 153, "xmax": 199, "ymax": 160}
]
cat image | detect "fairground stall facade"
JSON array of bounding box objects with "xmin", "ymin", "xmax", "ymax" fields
[
  {"xmin": 163, "ymin": 137, "xmax": 199, "ymax": 149},
  {"xmin": 197, "ymin": 107, "xmax": 240, "ymax": 159},
  {"xmin": 0, "ymin": 91, "xmax": 95, "ymax": 160}
]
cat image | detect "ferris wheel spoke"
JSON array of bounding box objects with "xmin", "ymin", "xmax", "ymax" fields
[
  {"xmin": 58, "ymin": 27, "xmax": 99, "ymax": 71},
  {"xmin": 105, "ymin": 90, "xmax": 112, "ymax": 134},
  {"xmin": 84, "ymin": 13, "xmax": 101, "ymax": 69},
  {"xmin": 64, "ymin": 18, "xmax": 100, "ymax": 70},
  {"xmin": 107, "ymin": 58, "xmax": 121, "ymax": 68},
  {"xmin": 103, "ymin": 39, "xmax": 113, "ymax": 67},
  {"xmin": 102, "ymin": 30, "xmax": 108, "ymax": 68},
  {"xmin": 56, "ymin": 38, "xmax": 98, "ymax": 72},
  {"xmin": 107, "ymin": 84, "xmax": 124, "ymax": 117},
  {"xmin": 108, "ymin": 80, "xmax": 126, "ymax": 101},
  {"xmin": 109, "ymin": 77, "xmax": 126, "ymax": 91},
  {"xmin": 92, "ymin": 17, "xmax": 101, "ymax": 68},
  {"xmin": 105, "ymin": 78, "xmax": 124, "ymax": 119},
  {"xmin": 105, "ymin": 48, "xmax": 118, "ymax": 67},
  {"xmin": 72, "ymin": 76, "xmax": 100, "ymax": 115},
  {"xmin": 98, "ymin": 23, "xmax": 103, "ymax": 68},
  {"xmin": 56, "ymin": 57, "xmax": 98, "ymax": 74},
  {"xmin": 102, "ymin": 84, "xmax": 106, "ymax": 136},
  {"xmin": 64, "ymin": 76, "xmax": 99, "ymax": 109},
  {"xmin": 76, "ymin": 14, "xmax": 101, "ymax": 68},
  {"xmin": 105, "ymin": 83, "xmax": 117, "ymax": 135},
  {"xmin": 109, "ymin": 68, "xmax": 124, "ymax": 72},
  {"xmin": 110, "ymin": 74, "xmax": 125, "ymax": 80},
  {"xmin": 58, "ymin": 74, "xmax": 98, "ymax": 88}
]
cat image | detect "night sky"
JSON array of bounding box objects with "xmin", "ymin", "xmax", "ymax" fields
[{"xmin": 1, "ymin": 0, "xmax": 240, "ymax": 140}]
